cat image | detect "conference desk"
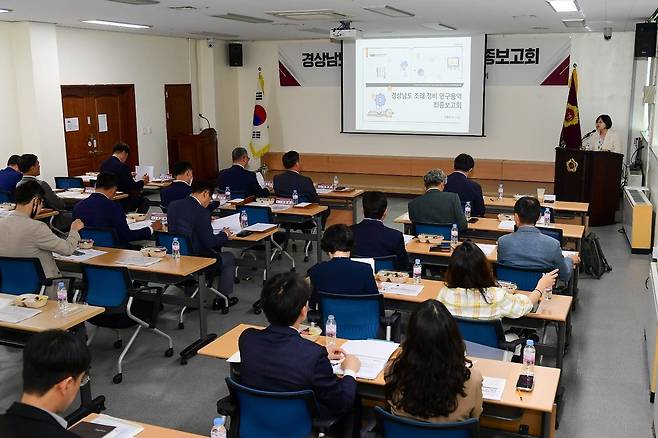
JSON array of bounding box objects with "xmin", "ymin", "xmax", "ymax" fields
[
  {"xmin": 0, "ymin": 207, "xmax": 58, "ymax": 221},
  {"xmin": 55, "ymin": 190, "xmax": 128, "ymax": 203},
  {"xmin": 316, "ymin": 188, "xmax": 364, "ymax": 226},
  {"xmin": 0, "ymin": 293, "xmax": 106, "ymax": 425},
  {"xmin": 484, "ymin": 196, "xmax": 589, "ymax": 225},
  {"xmin": 55, "ymin": 247, "xmax": 217, "ymax": 365},
  {"xmin": 200, "ymin": 324, "xmax": 560, "ymax": 438},
  {"xmin": 80, "ymin": 414, "xmax": 205, "ymax": 437}
]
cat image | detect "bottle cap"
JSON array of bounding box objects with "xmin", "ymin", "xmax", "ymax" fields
[
  {"xmin": 415, "ymin": 259, "xmax": 420, "ymax": 264},
  {"xmin": 526, "ymin": 339, "xmax": 534, "ymax": 347},
  {"xmin": 328, "ymin": 314, "xmax": 334, "ymax": 320},
  {"xmin": 213, "ymin": 417, "xmax": 225, "ymax": 427},
  {"xmin": 58, "ymin": 281, "xmax": 65, "ymax": 287}
]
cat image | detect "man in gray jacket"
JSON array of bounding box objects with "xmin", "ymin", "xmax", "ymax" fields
[{"xmin": 408, "ymin": 168, "xmax": 467, "ymax": 232}]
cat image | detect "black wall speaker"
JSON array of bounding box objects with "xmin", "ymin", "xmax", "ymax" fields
[
  {"xmin": 228, "ymin": 43, "xmax": 243, "ymax": 67},
  {"xmin": 634, "ymin": 23, "xmax": 657, "ymax": 58}
]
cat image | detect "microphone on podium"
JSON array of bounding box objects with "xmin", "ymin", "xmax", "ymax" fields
[
  {"xmin": 199, "ymin": 113, "xmax": 211, "ymax": 129},
  {"xmin": 581, "ymin": 129, "xmax": 596, "ymax": 140}
]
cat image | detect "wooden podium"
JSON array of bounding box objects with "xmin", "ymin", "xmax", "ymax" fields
[
  {"xmin": 554, "ymin": 147, "xmax": 623, "ymax": 226},
  {"xmin": 176, "ymin": 128, "xmax": 219, "ymax": 182}
]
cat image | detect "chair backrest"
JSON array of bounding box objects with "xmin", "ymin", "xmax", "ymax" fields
[
  {"xmin": 353, "ymin": 255, "xmax": 397, "ymax": 273},
  {"xmin": 0, "ymin": 256, "xmax": 47, "ymax": 295},
  {"xmin": 454, "ymin": 317, "xmax": 506, "ymax": 350},
  {"xmin": 155, "ymin": 232, "xmax": 191, "ymax": 256},
  {"xmin": 80, "ymin": 227, "xmax": 120, "ymax": 248},
  {"xmin": 54, "ymin": 177, "xmax": 85, "ymax": 189},
  {"xmin": 225, "ymin": 377, "xmax": 317, "ymax": 438},
  {"xmin": 537, "ymin": 226, "xmax": 563, "ymax": 245},
  {"xmin": 238, "ymin": 205, "xmax": 274, "ymax": 226},
  {"xmin": 411, "ymin": 223, "xmax": 453, "ymax": 240},
  {"xmin": 224, "ymin": 189, "xmax": 248, "ymax": 200},
  {"xmin": 319, "ymin": 292, "xmax": 384, "ymax": 340},
  {"xmin": 494, "ymin": 264, "xmax": 544, "ymax": 291},
  {"xmin": 0, "ymin": 191, "xmax": 11, "ymax": 203},
  {"xmin": 81, "ymin": 264, "xmax": 131, "ymax": 309},
  {"xmin": 375, "ymin": 406, "xmax": 480, "ymax": 438}
]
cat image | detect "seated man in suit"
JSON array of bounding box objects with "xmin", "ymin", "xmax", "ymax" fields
[
  {"xmin": 444, "ymin": 153, "xmax": 486, "ymax": 217},
  {"xmin": 273, "ymin": 150, "xmax": 320, "ymax": 203},
  {"xmin": 0, "ymin": 330, "xmax": 91, "ymax": 438},
  {"xmin": 100, "ymin": 143, "xmax": 150, "ymax": 213},
  {"xmin": 497, "ymin": 196, "xmax": 579, "ymax": 283},
  {"xmin": 167, "ymin": 180, "xmax": 236, "ymax": 302},
  {"xmin": 161, "ymin": 161, "xmax": 219, "ymax": 211},
  {"xmin": 351, "ymin": 191, "xmax": 408, "ymax": 270},
  {"xmin": 0, "ymin": 180, "xmax": 83, "ymax": 295},
  {"xmin": 308, "ymin": 224, "xmax": 378, "ymax": 307},
  {"xmin": 72, "ymin": 172, "xmax": 163, "ymax": 247},
  {"xmin": 239, "ymin": 272, "xmax": 361, "ymax": 419},
  {"xmin": 0, "ymin": 155, "xmax": 22, "ymax": 199},
  {"xmin": 408, "ymin": 169, "xmax": 467, "ymax": 232},
  {"xmin": 217, "ymin": 147, "xmax": 269, "ymax": 198},
  {"xmin": 17, "ymin": 153, "xmax": 71, "ymax": 231}
]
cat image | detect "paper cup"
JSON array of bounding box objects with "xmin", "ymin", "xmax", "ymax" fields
[{"xmin": 536, "ymin": 188, "xmax": 546, "ymax": 202}]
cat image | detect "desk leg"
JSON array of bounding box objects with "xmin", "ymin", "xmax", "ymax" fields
[
  {"xmin": 179, "ymin": 271, "xmax": 218, "ymax": 365},
  {"xmin": 264, "ymin": 238, "xmax": 272, "ymax": 281},
  {"xmin": 556, "ymin": 321, "xmax": 565, "ymax": 369},
  {"xmin": 316, "ymin": 216, "xmax": 324, "ymax": 263}
]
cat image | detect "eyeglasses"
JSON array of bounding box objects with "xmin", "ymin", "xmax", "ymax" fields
[{"xmin": 80, "ymin": 374, "xmax": 91, "ymax": 386}]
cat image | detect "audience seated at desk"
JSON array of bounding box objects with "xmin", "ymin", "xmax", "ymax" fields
[
  {"xmin": 72, "ymin": 172, "xmax": 163, "ymax": 247},
  {"xmin": 408, "ymin": 169, "xmax": 467, "ymax": 231},
  {"xmin": 100, "ymin": 143, "xmax": 149, "ymax": 213},
  {"xmin": 438, "ymin": 241, "xmax": 557, "ymax": 320},
  {"xmin": 160, "ymin": 161, "xmax": 220, "ymax": 211},
  {"xmin": 444, "ymin": 153, "xmax": 486, "ymax": 217},
  {"xmin": 385, "ymin": 300, "xmax": 483, "ymax": 423},
  {"xmin": 239, "ymin": 272, "xmax": 361, "ymax": 419},
  {"xmin": 167, "ymin": 180, "xmax": 236, "ymax": 300},
  {"xmin": 17, "ymin": 153, "xmax": 70, "ymax": 231},
  {"xmin": 308, "ymin": 224, "xmax": 378, "ymax": 306},
  {"xmin": 497, "ymin": 197, "xmax": 579, "ymax": 283},
  {"xmin": 0, "ymin": 330, "xmax": 91, "ymax": 438},
  {"xmin": 0, "ymin": 155, "xmax": 22, "ymax": 199},
  {"xmin": 351, "ymin": 191, "xmax": 408, "ymax": 270},
  {"xmin": 0, "ymin": 181, "xmax": 83, "ymax": 295},
  {"xmin": 216, "ymin": 147, "xmax": 269, "ymax": 198}
]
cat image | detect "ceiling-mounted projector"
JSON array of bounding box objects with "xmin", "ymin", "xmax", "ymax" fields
[{"xmin": 330, "ymin": 21, "xmax": 362, "ymax": 40}]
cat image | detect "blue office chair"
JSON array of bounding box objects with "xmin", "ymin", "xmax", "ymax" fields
[
  {"xmin": 274, "ymin": 193, "xmax": 316, "ymax": 262},
  {"xmin": 537, "ymin": 226, "xmax": 563, "ymax": 245},
  {"xmin": 80, "ymin": 227, "xmax": 120, "ymax": 248},
  {"xmin": 223, "ymin": 189, "xmax": 249, "ymax": 200},
  {"xmin": 494, "ymin": 264, "xmax": 545, "ymax": 292},
  {"xmin": 411, "ymin": 223, "xmax": 453, "ymax": 241},
  {"xmin": 0, "ymin": 256, "xmax": 48, "ymax": 295},
  {"xmin": 352, "ymin": 254, "xmax": 398, "ymax": 273},
  {"xmin": 0, "ymin": 191, "xmax": 11, "ymax": 203},
  {"xmin": 455, "ymin": 317, "xmax": 524, "ymax": 362},
  {"xmin": 375, "ymin": 406, "xmax": 480, "ymax": 438},
  {"xmin": 318, "ymin": 292, "xmax": 400, "ymax": 341},
  {"xmin": 237, "ymin": 204, "xmax": 295, "ymax": 269},
  {"xmin": 224, "ymin": 377, "xmax": 337, "ymax": 438},
  {"xmin": 81, "ymin": 264, "xmax": 173, "ymax": 384},
  {"xmin": 54, "ymin": 177, "xmax": 85, "ymax": 189}
]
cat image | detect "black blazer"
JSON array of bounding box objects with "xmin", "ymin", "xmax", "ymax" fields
[
  {"xmin": 167, "ymin": 195, "xmax": 228, "ymax": 258},
  {"xmin": 99, "ymin": 156, "xmax": 144, "ymax": 195},
  {"xmin": 444, "ymin": 172, "xmax": 486, "ymax": 217},
  {"xmin": 217, "ymin": 165, "xmax": 269, "ymax": 198},
  {"xmin": 408, "ymin": 189, "xmax": 468, "ymax": 231},
  {"xmin": 0, "ymin": 402, "xmax": 78, "ymax": 438},
  {"xmin": 239, "ymin": 325, "xmax": 357, "ymax": 419},
  {"xmin": 273, "ymin": 170, "xmax": 319, "ymax": 203},
  {"xmin": 308, "ymin": 257, "xmax": 379, "ymax": 307},
  {"xmin": 160, "ymin": 181, "xmax": 219, "ymax": 211},
  {"xmin": 351, "ymin": 219, "xmax": 408, "ymax": 270}
]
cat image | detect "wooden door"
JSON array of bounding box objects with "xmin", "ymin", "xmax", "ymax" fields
[
  {"xmin": 61, "ymin": 89, "xmax": 95, "ymax": 177},
  {"xmin": 164, "ymin": 84, "xmax": 193, "ymax": 172}
]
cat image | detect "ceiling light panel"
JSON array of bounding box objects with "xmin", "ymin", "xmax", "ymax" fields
[
  {"xmin": 82, "ymin": 19, "xmax": 152, "ymax": 29},
  {"xmin": 105, "ymin": 0, "xmax": 160, "ymax": 5},
  {"xmin": 561, "ymin": 18, "xmax": 585, "ymax": 28},
  {"xmin": 0, "ymin": 8, "xmax": 12, "ymax": 13},
  {"xmin": 211, "ymin": 13, "xmax": 273, "ymax": 24},
  {"xmin": 362, "ymin": 5, "xmax": 414, "ymax": 18},
  {"xmin": 422, "ymin": 23, "xmax": 457, "ymax": 31},
  {"xmin": 547, "ymin": 1, "xmax": 579, "ymax": 13},
  {"xmin": 266, "ymin": 10, "xmax": 350, "ymax": 21}
]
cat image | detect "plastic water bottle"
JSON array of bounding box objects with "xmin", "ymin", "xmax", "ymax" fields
[
  {"xmin": 464, "ymin": 201, "xmax": 471, "ymax": 221},
  {"xmin": 522, "ymin": 340, "xmax": 536, "ymax": 377},
  {"xmin": 56, "ymin": 282, "xmax": 68, "ymax": 315},
  {"xmin": 292, "ymin": 189, "xmax": 299, "ymax": 205},
  {"xmin": 412, "ymin": 259, "xmax": 422, "ymax": 284},
  {"xmin": 240, "ymin": 210, "xmax": 249, "ymax": 229},
  {"xmin": 544, "ymin": 284, "xmax": 553, "ymax": 301},
  {"xmin": 210, "ymin": 417, "xmax": 227, "ymax": 438},
  {"xmin": 333, "ymin": 175, "xmax": 339, "ymax": 190},
  {"xmin": 172, "ymin": 237, "xmax": 180, "ymax": 259},
  {"xmin": 325, "ymin": 315, "xmax": 337, "ymax": 348},
  {"xmin": 450, "ymin": 224, "xmax": 459, "ymax": 249},
  {"xmin": 498, "ymin": 183, "xmax": 504, "ymax": 200},
  {"xmin": 225, "ymin": 186, "xmax": 231, "ymax": 200},
  {"xmin": 543, "ymin": 208, "xmax": 551, "ymax": 225}
]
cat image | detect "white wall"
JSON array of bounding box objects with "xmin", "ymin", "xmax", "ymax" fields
[
  {"xmin": 227, "ymin": 33, "xmax": 635, "ymax": 163},
  {"xmin": 0, "ymin": 23, "xmax": 20, "ymax": 163}
]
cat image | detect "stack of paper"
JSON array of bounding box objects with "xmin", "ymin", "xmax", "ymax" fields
[
  {"xmin": 379, "ymin": 282, "xmax": 424, "ymax": 297},
  {"xmin": 475, "ymin": 243, "xmax": 497, "ymax": 256},
  {"xmin": 89, "ymin": 414, "xmax": 144, "ymax": 438},
  {"xmin": 497, "ymin": 220, "xmax": 515, "ymax": 231},
  {"xmin": 115, "ymin": 256, "xmax": 161, "ymax": 267},
  {"xmin": 59, "ymin": 191, "xmax": 88, "ymax": 199},
  {"xmin": 128, "ymin": 220, "xmax": 153, "ymax": 231},
  {"xmin": 212, "ymin": 213, "xmax": 242, "ymax": 234},
  {"xmin": 0, "ymin": 306, "xmax": 42, "ymax": 324},
  {"xmin": 54, "ymin": 249, "xmax": 106, "ymax": 263},
  {"xmin": 316, "ymin": 188, "xmax": 333, "ymax": 194},
  {"xmin": 351, "ymin": 258, "xmax": 375, "ymax": 274},
  {"xmin": 270, "ymin": 204, "xmax": 291, "ymax": 212},
  {"xmin": 336, "ymin": 339, "xmax": 399, "ymax": 380},
  {"xmin": 481, "ymin": 376, "xmax": 506, "ymax": 401},
  {"xmin": 244, "ymin": 223, "xmax": 277, "ymax": 233},
  {"xmin": 403, "ymin": 234, "xmax": 414, "ymax": 245}
]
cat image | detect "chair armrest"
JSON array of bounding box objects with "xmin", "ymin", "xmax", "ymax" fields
[
  {"xmin": 216, "ymin": 395, "xmax": 235, "ymax": 417},
  {"xmin": 130, "ymin": 286, "xmax": 165, "ymax": 328},
  {"xmin": 380, "ymin": 311, "xmax": 402, "ymax": 342}
]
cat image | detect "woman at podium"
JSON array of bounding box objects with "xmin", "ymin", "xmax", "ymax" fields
[{"xmin": 585, "ymin": 114, "xmax": 622, "ymax": 153}]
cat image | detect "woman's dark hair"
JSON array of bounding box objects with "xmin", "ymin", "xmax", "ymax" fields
[
  {"xmin": 597, "ymin": 114, "xmax": 612, "ymax": 129},
  {"xmin": 385, "ymin": 300, "xmax": 471, "ymax": 419},
  {"xmin": 444, "ymin": 240, "xmax": 496, "ymax": 303},
  {"xmin": 321, "ymin": 224, "xmax": 354, "ymax": 254},
  {"xmin": 261, "ymin": 272, "xmax": 311, "ymax": 326}
]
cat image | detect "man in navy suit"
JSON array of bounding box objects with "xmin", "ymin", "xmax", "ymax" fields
[
  {"xmin": 239, "ymin": 272, "xmax": 361, "ymax": 419},
  {"xmin": 217, "ymin": 147, "xmax": 269, "ymax": 198},
  {"xmin": 0, "ymin": 155, "xmax": 22, "ymax": 199},
  {"xmin": 444, "ymin": 153, "xmax": 486, "ymax": 217},
  {"xmin": 167, "ymin": 180, "xmax": 236, "ymax": 299},
  {"xmin": 160, "ymin": 161, "xmax": 219, "ymax": 211},
  {"xmin": 351, "ymin": 191, "xmax": 408, "ymax": 270},
  {"xmin": 0, "ymin": 330, "xmax": 91, "ymax": 438},
  {"xmin": 100, "ymin": 143, "xmax": 150, "ymax": 213},
  {"xmin": 273, "ymin": 150, "xmax": 320, "ymax": 203},
  {"xmin": 72, "ymin": 172, "xmax": 163, "ymax": 247}
]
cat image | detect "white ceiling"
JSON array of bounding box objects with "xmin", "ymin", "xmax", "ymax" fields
[{"xmin": 0, "ymin": 0, "xmax": 655, "ymax": 41}]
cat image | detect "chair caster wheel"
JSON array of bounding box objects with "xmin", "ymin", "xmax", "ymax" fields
[
  {"xmin": 165, "ymin": 348, "xmax": 174, "ymax": 357},
  {"xmin": 228, "ymin": 297, "xmax": 239, "ymax": 307},
  {"xmin": 254, "ymin": 308, "xmax": 262, "ymax": 315},
  {"xmin": 178, "ymin": 322, "xmax": 184, "ymax": 330},
  {"xmin": 113, "ymin": 373, "xmax": 123, "ymax": 384},
  {"xmin": 221, "ymin": 307, "xmax": 229, "ymax": 315},
  {"xmin": 180, "ymin": 358, "xmax": 188, "ymax": 365},
  {"xmin": 290, "ymin": 267, "xmax": 296, "ymax": 272},
  {"xmin": 113, "ymin": 340, "xmax": 123, "ymax": 349},
  {"xmin": 303, "ymin": 256, "xmax": 309, "ymax": 263},
  {"xmin": 212, "ymin": 299, "xmax": 222, "ymax": 311}
]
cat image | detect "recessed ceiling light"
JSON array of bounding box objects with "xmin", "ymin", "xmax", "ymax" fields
[
  {"xmin": 0, "ymin": 8, "xmax": 12, "ymax": 13},
  {"xmin": 266, "ymin": 9, "xmax": 349, "ymax": 21},
  {"xmin": 82, "ymin": 19, "xmax": 152, "ymax": 29},
  {"xmin": 532, "ymin": 26, "xmax": 551, "ymax": 30},
  {"xmin": 168, "ymin": 6, "xmax": 198, "ymax": 11},
  {"xmin": 362, "ymin": 5, "xmax": 414, "ymax": 18},
  {"xmin": 547, "ymin": 0, "xmax": 579, "ymax": 13},
  {"xmin": 422, "ymin": 23, "xmax": 457, "ymax": 31},
  {"xmin": 299, "ymin": 27, "xmax": 329, "ymax": 34},
  {"xmin": 211, "ymin": 13, "xmax": 273, "ymax": 24},
  {"xmin": 105, "ymin": 0, "xmax": 159, "ymax": 4},
  {"xmin": 561, "ymin": 18, "xmax": 585, "ymax": 28}
]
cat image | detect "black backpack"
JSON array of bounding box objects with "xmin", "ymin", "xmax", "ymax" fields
[{"xmin": 580, "ymin": 232, "xmax": 612, "ymax": 279}]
